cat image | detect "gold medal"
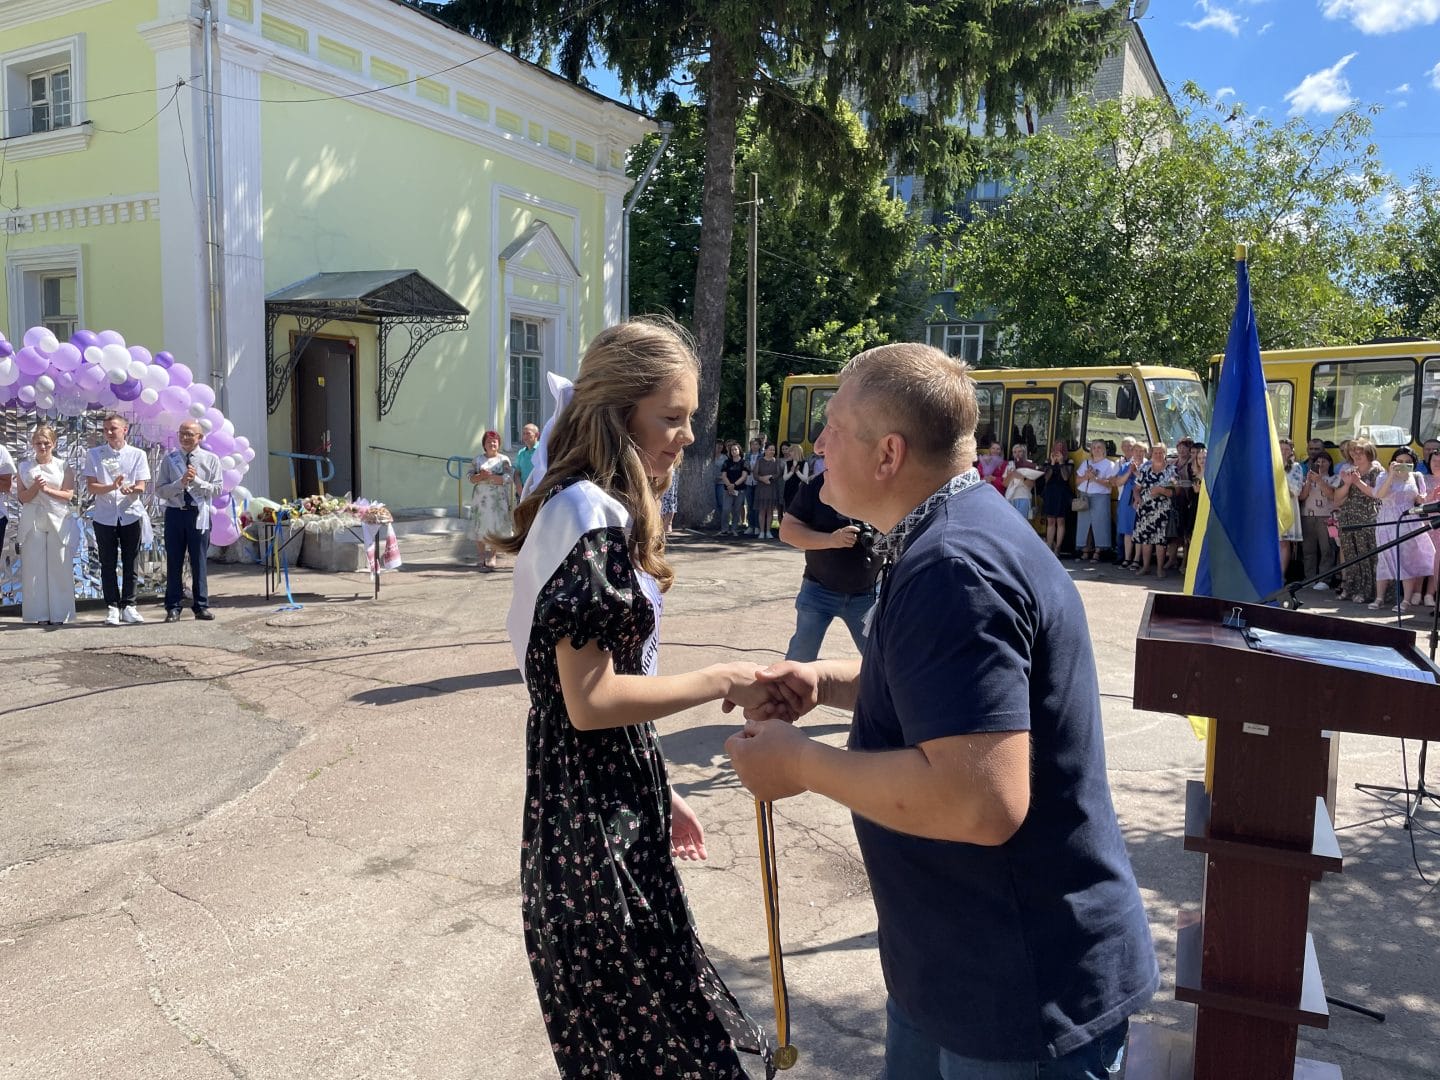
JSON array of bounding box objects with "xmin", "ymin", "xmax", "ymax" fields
[{"xmin": 774, "ymin": 1044, "xmax": 799, "ymax": 1070}]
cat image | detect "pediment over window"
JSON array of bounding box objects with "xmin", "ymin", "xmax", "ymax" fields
[{"xmin": 498, "ymin": 221, "xmax": 580, "ymax": 284}]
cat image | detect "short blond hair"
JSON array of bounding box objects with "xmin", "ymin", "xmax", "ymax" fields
[{"xmin": 839, "ymin": 342, "xmax": 976, "ymax": 467}]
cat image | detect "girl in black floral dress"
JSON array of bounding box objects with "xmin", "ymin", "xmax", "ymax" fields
[{"xmin": 498, "ymin": 319, "xmax": 777, "ymax": 1079}]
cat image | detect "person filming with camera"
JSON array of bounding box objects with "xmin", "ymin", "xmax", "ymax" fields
[{"xmin": 778, "ymin": 468, "xmax": 883, "ymax": 661}]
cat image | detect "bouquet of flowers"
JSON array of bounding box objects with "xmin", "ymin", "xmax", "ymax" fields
[
  {"xmin": 299, "ymin": 493, "xmax": 347, "ymax": 517},
  {"xmin": 352, "ymin": 499, "xmax": 393, "ymax": 524}
]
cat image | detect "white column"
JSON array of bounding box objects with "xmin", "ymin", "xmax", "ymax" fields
[
  {"xmin": 217, "ymin": 31, "xmax": 270, "ymax": 492},
  {"xmin": 140, "ymin": 15, "xmax": 208, "ymax": 385},
  {"xmin": 601, "ymin": 186, "xmax": 625, "ymax": 327}
]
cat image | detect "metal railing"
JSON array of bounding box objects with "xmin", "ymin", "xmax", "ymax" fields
[
  {"xmin": 368, "ymin": 444, "xmax": 475, "ymax": 515},
  {"xmin": 270, "ymin": 451, "xmax": 335, "ymax": 500}
]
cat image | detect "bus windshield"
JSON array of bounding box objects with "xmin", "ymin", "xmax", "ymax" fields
[{"xmin": 1147, "ymin": 378, "xmax": 1209, "ymax": 447}]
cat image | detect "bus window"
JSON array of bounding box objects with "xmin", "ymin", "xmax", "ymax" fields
[
  {"xmin": 1310, "ymin": 359, "xmax": 1416, "ymax": 447},
  {"xmin": 1146, "ymin": 378, "xmax": 1208, "ymax": 447},
  {"xmin": 809, "ymin": 388, "xmax": 834, "ymax": 445},
  {"xmin": 1084, "ymin": 380, "xmax": 1145, "ymax": 451},
  {"xmin": 1010, "ymin": 396, "xmax": 1052, "ymax": 459},
  {"xmin": 1266, "ymin": 381, "xmax": 1294, "ymax": 442},
  {"xmin": 976, "ymin": 382, "xmax": 1003, "ymax": 450},
  {"xmin": 1421, "ymin": 358, "xmax": 1440, "ymax": 442},
  {"xmin": 1058, "ymin": 381, "xmax": 1084, "ymax": 452},
  {"xmin": 786, "ymin": 385, "xmax": 808, "ymax": 445}
]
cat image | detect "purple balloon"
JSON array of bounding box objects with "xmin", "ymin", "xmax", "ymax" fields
[
  {"xmin": 210, "ymin": 509, "xmax": 240, "ymax": 546},
  {"xmin": 190, "ymin": 382, "xmax": 216, "ymax": 410},
  {"xmin": 221, "ymin": 468, "xmax": 242, "ymax": 491},
  {"xmin": 95, "ymin": 330, "xmax": 126, "ymax": 348},
  {"xmin": 212, "ymin": 492, "xmax": 231, "ymax": 510},
  {"xmin": 159, "ymin": 385, "xmax": 192, "ymax": 413},
  {"xmin": 127, "ymin": 345, "xmax": 153, "ymax": 366},
  {"xmin": 0, "ymin": 340, "xmax": 12, "ymax": 359},
  {"xmin": 154, "ymin": 350, "xmax": 175, "ymax": 369},
  {"xmin": 71, "ymin": 329, "xmax": 101, "ymax": 350},
  {"xmin": 168, "ymin": 362, "xmax": 193, "ymax": 388},
  {"xmin": 77, "ymin": 364, "xmax": 108, "ymax": 393},
  {"xmin": 112, "ymin": 378, "xmax": 143, "ymax": 401},
  {"xmin": 16, "ymin": 346, "xmax": 50, "ymax": 377},
  {"xmin": 205, "ymin": 431, "xmax": 236, "ymax": 457},
  {"xmin": 203, "ymin": 406, "xmax": 225, "ymax": 430}
]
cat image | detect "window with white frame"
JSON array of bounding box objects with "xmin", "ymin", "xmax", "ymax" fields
[
  {"xmin": 926, "ymin": 321, "xmax": 998, "ymax": 364},
  {"xmin": 2, "ymin": 35, "xmax": 87, "ymax": 148},
  {"xmin": 5, "ymin": 246, "xmax": 83, "ymax": 342},
  {"xmin": 508, "ymin": 316, "xmax": 544, "ymax": 447}
]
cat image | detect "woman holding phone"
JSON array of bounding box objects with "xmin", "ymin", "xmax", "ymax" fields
[{"xmin": 1371, "ymin": 447, "xmax": 1434, "ymax": 611}]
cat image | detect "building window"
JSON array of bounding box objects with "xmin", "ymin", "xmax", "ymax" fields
[
  {"xmin": 508, "ymin": 316, "xmax": 543, "ymax": 447},
  {"xmin": 28, "ymin": 66, "xmax": 71, "ymax": 133},
  {"xmin": 926, "ymin": 321, "xmax": 998, "ymax": 364},
  {"xmin": 2, "ymin": 35, "xmax": 88, "ymax": 154},
  {"xmin": 6, "ymin": 246, "xmax": 83, "ymax": 341}
]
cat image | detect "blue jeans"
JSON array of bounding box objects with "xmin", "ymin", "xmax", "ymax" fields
[
  {"xmin": 784, "ymin": 578, "xmax": 875, "ymax": 662},
  {"xmin": 1010, "ymin": 498, "xmax": 1032, "ymax": 520},
  {"xmin": 164, "ymin": 507, "xmax": 210, "ymax": 612},
  {"xmin": 886, "ymin": 998, "xmax": 1127, "ymax": 1080},
  {"xmin": 714, "ymin": 482, "xmax": 725, "ymax": 524}
]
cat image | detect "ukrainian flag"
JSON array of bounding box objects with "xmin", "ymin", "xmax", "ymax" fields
[{"xmin": 1183, "ymin": 247, "xmax": 1293, "ymax": 742}]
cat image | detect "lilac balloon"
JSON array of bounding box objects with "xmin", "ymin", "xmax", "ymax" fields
[
  {"xmin": 23, "ymin": 326, "xmax": 59, "ymax": 353},
  {"xmin": 203, "ymin": 406, "xmax": 225, "ymax": 431},
  {"xmin": 0, "ymin": 340, "xmax": 12, "ymax": 359},
  {"xmin": 95, "ymin": 330, "xmax": 126, "ymax": 348},
  {"xmin": 154, "ymin": 350, "xmax": 175, "ymax": 369},
  {"xmin": 234, "ymin": 435, "xmax": 251, "ymax": 452},
  {"xmin": 241, "ymin": 447, "xmax": 256, "ymax": 463},
  {"xmin": 189, "ymin": 382, "xmax": 216, "ymax": 410},
  {"xmin": 210, "ymin": 509, "xmax": 240, "ymax": 546},
  {"xmin": 205, "ymin": 431, "xmax": 236, "ymax": 457},
  {"xmin": 221, "ymin": 469, "xmax": 242, "ymax": 491},
  {"xmin": 50, "ymin": 343, "xmax": 82, "ymax": 372},
  {"xmin": 113, "ymin": 378, "xmax": 143, "ymax": 402},
  {"xmin": 77, "ymin": 364, "xmax": 108, "ymax": 393},
  {"xmin": 128, "ymin": 345, "xmax": 153, "ymax": 367},
  {"xmin": 168, "ymin": 362, "xmax": 193, "ymax": 388},
  {"xmin": 16, "ymin": 346, "xmax": 50, "ymax": 377},
  {"xmin": 159, "ymin": 385, "xmax": 192, "ymax": 413},
  {"xmin": 71, "ymin": 329, "xmax": 100, "ymax": 350},
  {"xmin": 212, "ymin": 492, "xmax": 231, "ymax": 510}
]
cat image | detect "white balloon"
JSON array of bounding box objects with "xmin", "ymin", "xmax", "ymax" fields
[
  {"xmin": 188, "ymin": 402, "xmax": 207, "ymax": 418},
  {"xmin": 36, "ymin": 374, "xmax": 55, "ymax": 393},
  {"xmin": 199, "ymin": 418, "xmax": 214, "ymax": 433},
  {"xmin": 140, "ymin": 364, "xmax": 170, "ymax": 391},
  {"xmin": 107, "ymin": 366, "xmax": 130, "ymax": 385},
  {"xmin": 17, "ymin": 385, "xmax": 37, "ymax": 404},
  {"xmin": 84, "ymin": 346, "xmax": 105, "ymax": 366},
  {"xmin": 100, "ymin": 343, "xmax": 130, "ymax": 370},
  {"xmin": 34, "ymin": 391, "xmax": 55, "ymax": 410},
  {"xmin": 35, "ymin": 329, "xmax": 59, "ymax": 354},
  {"xmin": 127, "ymin": 359, "xmax": 149, "ymax": 381},
  {"xmin": 139, "ymin": 387, "xmax": 160, "ymax": 405},
  {"xmin": 0, "ymin": 358, "xmax": 20, "ymax": 386},
  {"xmin": 220, "ymin": 455, "xmax": 237, "ymax": 470},
  {"xmin": 232, "ymin": 485, "xmax": 252, "ymax": 505},
  {"xmin": 220, "ymin": 419, "xmax": 235, "ymax": 437}
]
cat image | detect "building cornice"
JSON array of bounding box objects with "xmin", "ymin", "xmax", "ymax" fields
[
  {"xmin": 137, "ymin": 14, "xmax": 199, "ymax": 54},
  {"xmin": 0, "ymin": 0, "xmax": 110, "ymax": 33},
  {"xmin": 4, "ymin": 193, "xmax": 160, "ymax": 237},
  {"xmin": 0, "ymin": 123, "xmax": 93, "ymax": 162}
]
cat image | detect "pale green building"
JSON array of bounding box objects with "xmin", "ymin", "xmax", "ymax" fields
[{"xmin": 1, "ymin": 0, "xmax": 653, "ymax": 505}]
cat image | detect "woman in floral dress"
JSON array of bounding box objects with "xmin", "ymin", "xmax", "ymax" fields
[
  {"xmin": 498, "ymin": 319, "xmax": 776, "ymax": 1080},
  {"xmin": 1334, "ymin": 438, "xmax": 1382, "ymax": 604},
  {"xmin": 1370, "ymin": 448, "xmax": 1435, "ymax": 611},
  {"xmin": 1131, "ymin": 442, "xmax": 1176, "ymax": 578},
  {"xmin": 468, "ymin": 430, "xmax": 512, "ymax": 570}
]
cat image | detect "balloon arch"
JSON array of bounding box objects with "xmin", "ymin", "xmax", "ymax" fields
[{"xmin": 0, "ymin": 325, "xmax": 255, "ymax": 605}]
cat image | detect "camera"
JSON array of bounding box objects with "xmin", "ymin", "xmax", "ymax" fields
[{"xmin": 854, "ymin": 522, "xmax": 879, "ymax": 554}]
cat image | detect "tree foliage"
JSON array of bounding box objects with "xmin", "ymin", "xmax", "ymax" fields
[
  {"xmin": 414, "ymin": 0, "xmax": 1125, "ymax": 521},
  {"xmin": 627, "ymin": 101, "xmax": 925, "ymax": 441},
  {"xmin": 1372, "ymin": 171, "xmax": 1440, "ymax": 340},
  {"xmin": 933, "ymin": 87, "xmax": 1392, "ymax": 372}
]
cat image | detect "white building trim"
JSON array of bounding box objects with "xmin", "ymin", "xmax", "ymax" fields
[
  {"xmin": 0, "ymin": 0, "xmax": 109, "ymax": 34},
  {"xmin": 5, "ymin": 243, "xmax": 84, "ymax": 342},
  {"xmin": 3, "ymin": 194, "xmax": 159, "ymax": 236}
]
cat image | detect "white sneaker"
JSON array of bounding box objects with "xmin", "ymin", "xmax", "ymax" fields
[
  {"xmin": 1311, "ymin": 582, "xmax": 1330, "ymax": 591},
  {"xmin": 121, "ymin": 605, "xmax": 145, "ymax": 624},
  {"xmin": 104, "ymin": 606, "xmax": 121, "ymax": 626}
]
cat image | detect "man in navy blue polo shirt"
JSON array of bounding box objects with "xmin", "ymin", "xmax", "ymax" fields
[{"xmin": 727, "ymin": 342, "xmax": 1157, "ymax": 1079}]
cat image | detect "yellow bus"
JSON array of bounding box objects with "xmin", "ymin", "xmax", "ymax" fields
[
  {"xmin": 779, "ymin": 364, "xmax": 1209, "ymax": 459},
  {"xmin": 1206, "ymin": 341, "xmax": 1440, "ymax": 455}
]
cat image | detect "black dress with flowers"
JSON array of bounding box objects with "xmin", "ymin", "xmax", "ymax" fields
[{"xmin": 520, "ymin": 519, "xmax": 771, "ymax": 1079}]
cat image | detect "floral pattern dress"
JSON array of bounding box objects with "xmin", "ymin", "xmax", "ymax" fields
[
  {"xmin": 1132, "ymin": 461, "xmax": 1176, "ymax": 546},
  {"xmin": 1335, "ymin": 465, "xmax": 1381, "ymax": 601},
  {"xmin": 520, "ymin": 499, "xmax": 771, "ymax": 1079}
]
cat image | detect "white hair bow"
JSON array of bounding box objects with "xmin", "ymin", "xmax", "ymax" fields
[{"xmin": 521, "ymin": 371, "xmax": 575, "ymax": 499}]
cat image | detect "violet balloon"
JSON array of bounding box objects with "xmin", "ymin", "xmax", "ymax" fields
[
  {"xmin": 168, "ymin": 362, "xmax": 193, "ymax": 388},
  {"xmin": 0, "ymin": 340, "xmax": 13, "ymax": 359},
  {"xmin": 16, "ymin": 346, "xmax": 50, "ymax": 377},
  {"xmin": 70, "ymin": 329, "xmax": 100, "ymax": 350},
  {"xmin": 113, "ymin": 378, "xmax": 143, "ymax": 401},
  {"xmin": 154, "ymin": 350, "xmax": 175, "ymax": 369},
  {"xmin": 209, "ymin": 509, "xmax": 240, "ymax": 546},
  {"xmin": 203, "ymin": 407, "xmax": 225, "ymax": 431},
  {"xmin": 159, "ymin": 386, "xmax": 192, "ymax": 413},
  {"xmin": 221, "ymin": 469, "xmax": 242, "ymax": 491},
  {"xmin": 50, "ymin": 343, "xmax": 82, "ymax": 372},
  {"xmin": 189, "ymin": 382, "xmax": 216, "ymax": 409},
  {"xmin": 95, "ymin": 329, "xmax": 126, "ymax": 347}
]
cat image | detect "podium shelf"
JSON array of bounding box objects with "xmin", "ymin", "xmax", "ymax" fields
[
  {"xmin": 1174, "ymin": 922, "xmax": 1331, "ymax": 1029},
  {"xmin": 1125, "ymin": 1023, "xmax": 1343, "ymax": 1080},
  {"xmin": 1184, "ymin": 781, "xmax": 1343, "ymax": 876}
]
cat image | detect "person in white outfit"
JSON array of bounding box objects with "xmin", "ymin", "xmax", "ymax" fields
[
  {"xmin": 83, "ymin": 413, "xmax": 151, "ymax": 625},
  {"xmin": 15, "ymin": 424, "xmax": 77, "ymax": 626}
]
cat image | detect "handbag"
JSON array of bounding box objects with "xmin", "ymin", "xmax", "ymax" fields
[{"xmin": 1070, "ymin": 495, "xmax": 1088, "ymax": 512}]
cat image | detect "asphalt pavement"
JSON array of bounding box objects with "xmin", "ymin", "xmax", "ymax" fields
[{"xmin": 1, "ymin": 531, "xmax": 1436, "ymax": 1079}]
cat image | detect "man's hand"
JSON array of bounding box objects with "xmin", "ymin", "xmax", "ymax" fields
[
  {"xmin": 830, "ymin": 524, "xmax": 860, "ymax": 549},
  {"xmin": 726, "ymin": 719, "xmax": 812, "ymax": 801},
  {"xmin": 720, "ymin": 663, "xmax": 804, "ymax": 721},
  {"xmin": 746, "ymin": 662, "xmax": 821, "ymax": 721}
]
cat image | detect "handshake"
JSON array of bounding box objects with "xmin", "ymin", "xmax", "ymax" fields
[{"xmin": 718, "ymin": 661, "xmax": 826, "ymax": 802}]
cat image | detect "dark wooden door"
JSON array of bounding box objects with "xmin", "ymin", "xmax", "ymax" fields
[{"xmin": 294, "ymin": 337, "xmax": 356, "ymax": 497}]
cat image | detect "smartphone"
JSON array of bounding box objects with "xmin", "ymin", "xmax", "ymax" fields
[{"xmin": 1392, "ymin": 462, "xmax": 1414, "ymax": 476}]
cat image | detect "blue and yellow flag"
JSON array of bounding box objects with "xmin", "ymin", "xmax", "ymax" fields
[{"xmin": 1183, "ymin": 247, "xmax": 1292, "ymax": 742}]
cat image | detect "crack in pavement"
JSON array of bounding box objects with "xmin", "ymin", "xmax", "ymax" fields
[{"xmin": 144, "ymin": 868, "xmax": 238, "ymax": 956}]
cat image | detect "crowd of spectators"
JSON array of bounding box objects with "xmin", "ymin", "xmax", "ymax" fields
[{"xmin": 711, "ymin": 437, "xmax": 818, "ymax": 538}]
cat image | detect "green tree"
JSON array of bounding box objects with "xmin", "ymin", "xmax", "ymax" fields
[
  {"xmin": 627, "ymin": 101, "xmax": 925, "ymax": 446},
  {"xmin": 1372, "ymin": 171, "xmax": 1440, "ymax": 340},
  {"xmin": 934, "ymin": 87, "xmax": 1391, "ymax": 372},
  {"xmin": 416, "ymin": 0, "xmax": 1124, "ymax": 519}
]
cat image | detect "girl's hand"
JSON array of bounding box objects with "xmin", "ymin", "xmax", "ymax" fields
[{"xmin": 670, "ymin": 790, "xmax": 707, "ymax": 861}]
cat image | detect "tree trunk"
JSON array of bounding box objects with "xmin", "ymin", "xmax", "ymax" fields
[{"xmin": 678, "ymin": 32, "xmax": 742, "ymax": 529}]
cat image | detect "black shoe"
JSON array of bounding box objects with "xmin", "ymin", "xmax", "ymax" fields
[
  {"xmin": 164, "ymin": 610, "xmax": 181, "ymax": 623},
  {"xmin": 193, "ymin": 608, "xmax": 215, "ymax": 621}
]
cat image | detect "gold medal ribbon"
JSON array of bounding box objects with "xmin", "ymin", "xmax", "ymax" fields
[{"xmin": 755, "ymin": 798, "xmax": 798, "ymax": 1070}]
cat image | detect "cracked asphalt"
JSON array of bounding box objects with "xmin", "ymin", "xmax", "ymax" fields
[{"xmin": 1, "ymin": 532, "xmax": 1436, "ymax": 1079}]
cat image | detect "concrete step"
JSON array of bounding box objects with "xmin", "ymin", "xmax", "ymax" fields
[{"xmin": 388, "ymin": 506, "xmax": 470, "ymax": 537}]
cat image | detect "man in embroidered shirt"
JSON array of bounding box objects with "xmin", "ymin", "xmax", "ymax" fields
[
  {"xmin": 727, "ymin": 342, "xmax": 1156, "ymax": 1079},
  {"xmin": 83, "ymin": 414, "xmax": 152, "ymax": 626},
  {"xmin": 155, "ymin": 420, "xmax": 223, "ymax": 622}
]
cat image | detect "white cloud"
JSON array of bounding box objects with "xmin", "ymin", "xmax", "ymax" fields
[
  {"xmin": 1216, "ymin": 86, "xmax": 1237, "ymax": 99},
  {"xmin": 1431, "ymin": 61, "xmax": 1440, "ymax": 90},
  {"xmin": 1258, "ymin": 20, "xmax": 1275, "ymax": 33},
  {"xmin": 1284, "ymin": 53, "xmax": 1358, "ymax": 115},
  {"xmin": 1391, "ymin": 82, "xmax": 1412, "ymax": 93},
  {"xmin": 1321, "ymin": 1, "xmax": 1440, "ymax": 34},
  {"xmin": 1184, "ymin": 1, "xmax": 1243, "ymax": 35}
]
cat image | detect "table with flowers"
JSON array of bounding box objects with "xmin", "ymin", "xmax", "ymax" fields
[{"xmin": 249, "ymin": 496, "xmax": 401, "ymax": 601}]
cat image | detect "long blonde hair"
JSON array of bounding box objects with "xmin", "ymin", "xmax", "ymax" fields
[{"xmin": 493, "ymin": 318, "xmax": 698, "ymax": 592}]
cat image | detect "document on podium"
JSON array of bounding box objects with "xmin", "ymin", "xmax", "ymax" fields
[{"xmin": 1243, "ymin": 627, "xmax": 1437, "ymax": 684}]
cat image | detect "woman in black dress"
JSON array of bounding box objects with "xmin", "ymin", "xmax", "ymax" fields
[
  {"xmin": 498, "ymin": 319, "xmax": 777, "ymax": 1079},
  {"xmin": 1040, "ymin": 439, "xmax": 1075, "ymax": 555}
]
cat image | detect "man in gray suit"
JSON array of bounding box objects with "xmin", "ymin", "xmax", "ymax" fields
[{"xmin": 154, "ymin": 420, "xmax": 223, "ymax": 621}]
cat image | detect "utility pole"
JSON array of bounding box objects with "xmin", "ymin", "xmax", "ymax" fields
[{"xmin": 745, "ymin": 171, "xmax": 759, "ymax": 447}]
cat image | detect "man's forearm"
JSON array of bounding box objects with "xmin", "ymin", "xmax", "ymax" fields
[
  {"xmin": 815, "ymin": 658, "xmax": 861, "ymax": 712},
  {"xmin": 778, "ymin": 515, "xmax": 835, "ymax": 550}
]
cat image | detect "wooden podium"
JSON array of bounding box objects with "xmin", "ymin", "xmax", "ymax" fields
[{"xmin": 1127, "ymin": 594, "xmax": 1440, "ymax": 1080}]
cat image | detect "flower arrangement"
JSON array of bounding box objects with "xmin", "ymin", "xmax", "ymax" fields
[
  {"xmin": 298, "ymin": 493, "xmax": 347, "ymax": 516},
  {"xmin": 354, "ymin": 500, "xmax": 392, "ymax": 524}
]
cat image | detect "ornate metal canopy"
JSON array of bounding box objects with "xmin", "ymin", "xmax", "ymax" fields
[{"xmin": 265, "ymin": 270, "xmax": 469, "ymax": 417}]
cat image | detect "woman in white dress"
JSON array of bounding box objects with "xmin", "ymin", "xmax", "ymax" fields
[
  {"xmin": 468, "ymin": 429, "xmax": 514, "ymax": 571},
  {"xmin": 15, "ymin": 424, "xmax": 78, "ymax": 625}
]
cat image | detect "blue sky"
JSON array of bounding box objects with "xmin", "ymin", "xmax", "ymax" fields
[{"xmin": 1139, "ymin": 0, "xmax": 1440, "ymax": 181}]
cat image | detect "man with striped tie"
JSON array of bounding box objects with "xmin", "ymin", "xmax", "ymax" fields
[{"xmin": 155, "ymin": 420, "xmax": 223, "ymax": 622}]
